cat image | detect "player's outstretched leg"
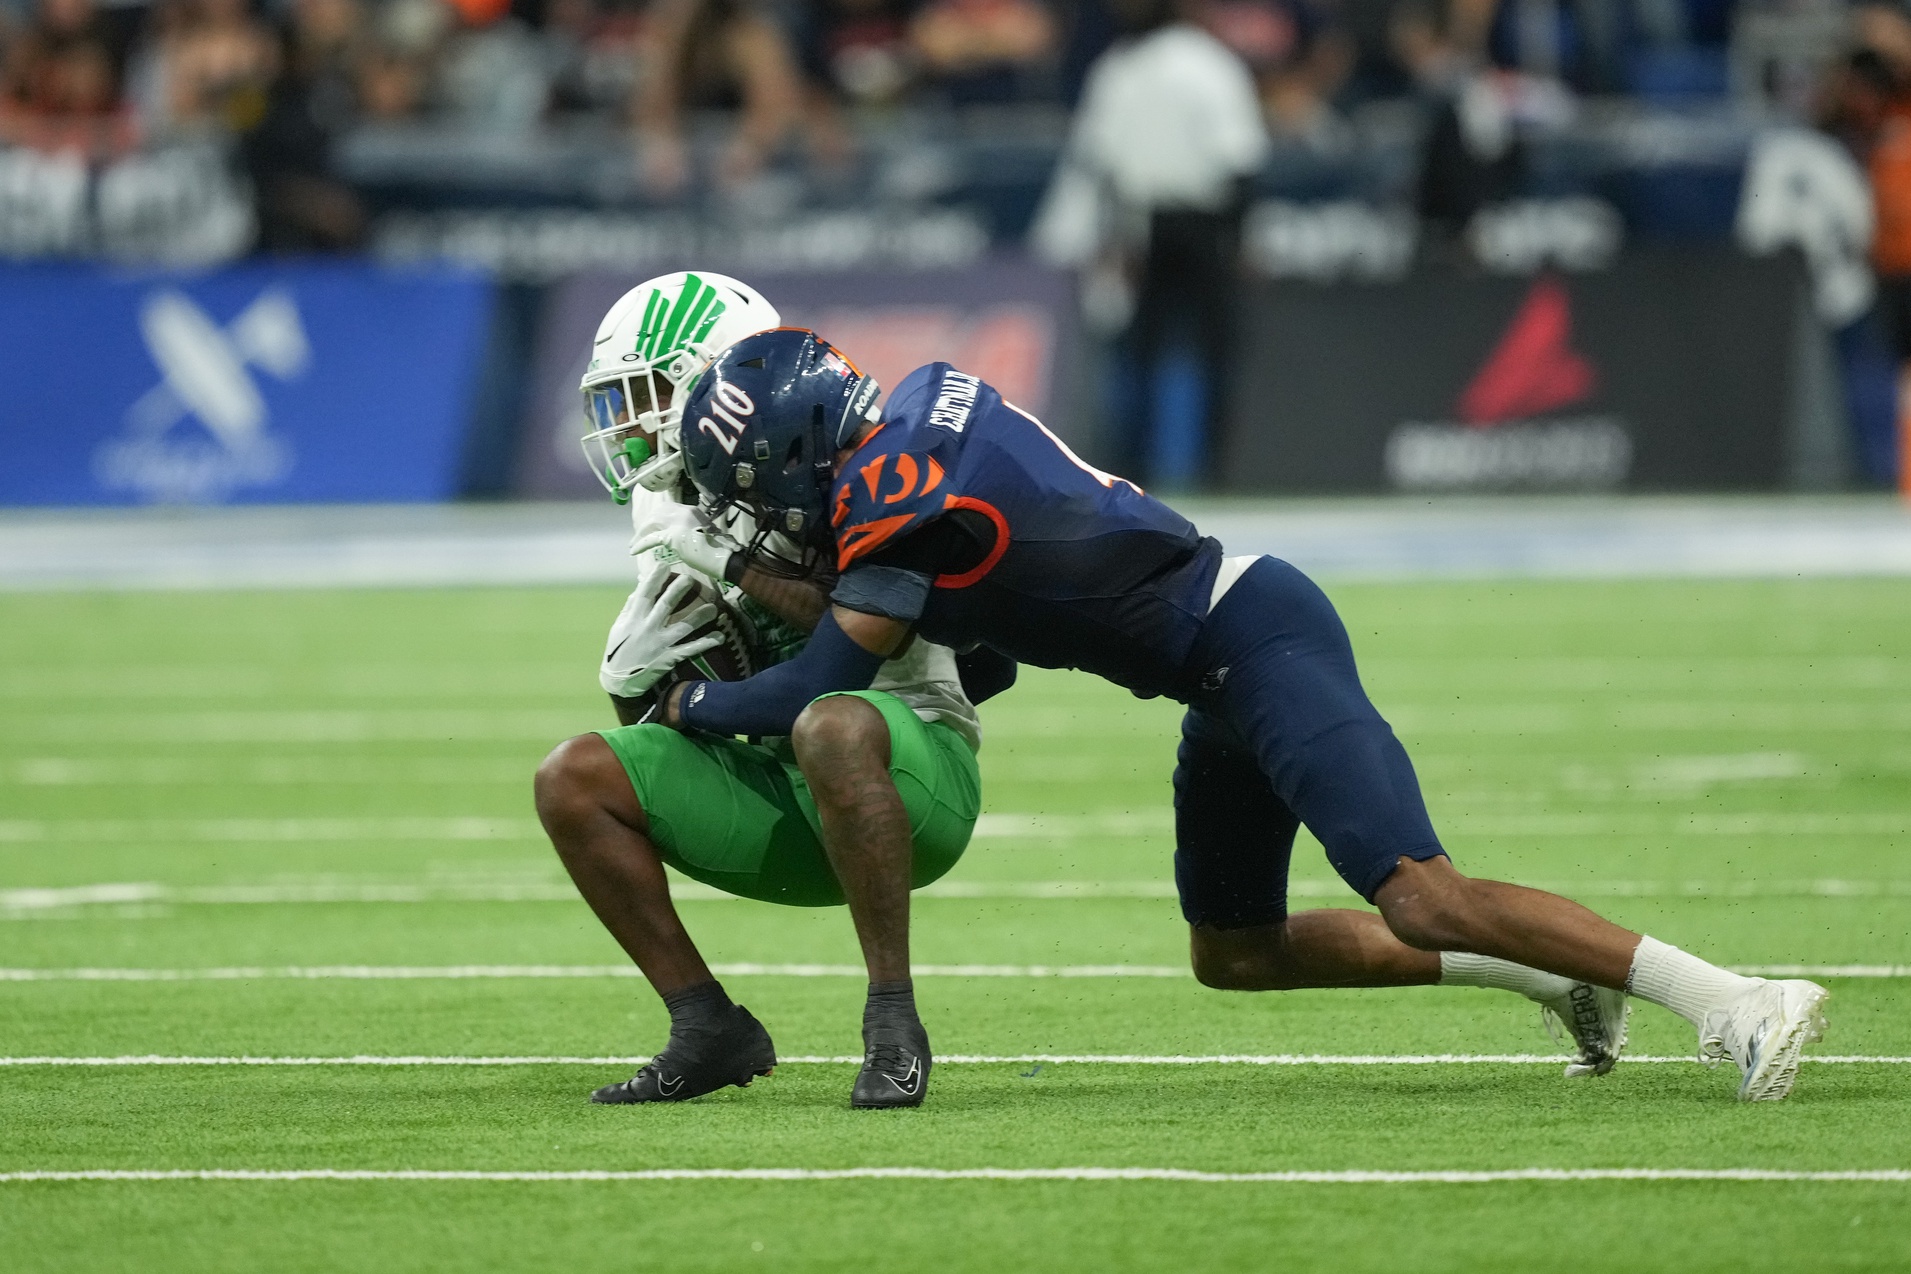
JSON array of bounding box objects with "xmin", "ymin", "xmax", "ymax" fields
[
  {"xmin": 535, "ymin": 734, "xmax": 776, "ymax": 1103},
  {"xmin": 1375, "ymin": 857, "xmax": 1828, "ymax": 1101},
  {"xmin": 1188, "ymin": 915, "xmax": 1627, "ymax": 1077},
  {"xmin": 1186, "ymin": 557, "xmax": 1825, "ymax": 1097},
  {"xmin": 791, "ymin": 695, "xmax": 931, "ymax": 1109},
  {"xmin": 1175, "ymin": 703, "xmax": 1628, "ymax": 1077}
]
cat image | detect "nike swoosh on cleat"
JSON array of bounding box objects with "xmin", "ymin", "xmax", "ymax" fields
[
  {"xmin": 884, "ymin": 1057, "xmax": 923, "ymax": 1097},
  {"xmin": 656, "ymin": 1073, "xmax": 685, "ymax": 1096}
]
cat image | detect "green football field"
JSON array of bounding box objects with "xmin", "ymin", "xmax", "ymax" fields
[{"xmin": 1, "ymin": 577, "xmax": 1907, "ymax": 1271}]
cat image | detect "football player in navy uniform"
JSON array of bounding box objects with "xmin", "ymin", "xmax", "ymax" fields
[{"xmin": 630, "ymin": 327, "xmax": 1832, "ymax": 1104}]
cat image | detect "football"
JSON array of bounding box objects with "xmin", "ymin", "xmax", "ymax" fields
[{"xmin": 613, "ymin": 575, "xmax": 757, "ymax": 726}]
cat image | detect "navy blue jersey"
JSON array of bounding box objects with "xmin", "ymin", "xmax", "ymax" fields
[{"xmin": 829, "ymin": 363, "xmax": 1221, "ymax": 700}]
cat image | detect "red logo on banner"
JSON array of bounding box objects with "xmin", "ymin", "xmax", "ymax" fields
[{"xmin": 1456, "ymin": 275, "xmax": 1596, "ymax": 427}]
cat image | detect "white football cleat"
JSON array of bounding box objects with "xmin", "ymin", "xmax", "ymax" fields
[
  {"xmin": 1699, "ymin": 979, "xmax": 1830, "ymax": 1102},
  {"xmin": 1540, "ymin": 982, "xmax": 1630, "ymax": 1078}
]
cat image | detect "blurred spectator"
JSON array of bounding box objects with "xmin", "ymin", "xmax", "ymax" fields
[
  {"xmin": 546, "ymin": 0, "xmax": 643, "ymax": 115},
  {"xmin": 137, "ymin": 0, "xmax": 279, "ymax": 137},
  {"xmin": 1201, "ymin": 0, "xmax": 1352, "ymax": 147},
  {"xmin": 1399, "ymin": 0, "xmax": 1512, "ymax": 237},
  {"xmin": 911, "ymin": 0, "xmax": 1060, "ymax": 104},
  {"xmin": 1855, "ymin": 0, "xmax": 1911, "ymax": 84},
  {"xmin": 1415, "ymin": 73, "xmax": 1526, "ymax": 237},
  {"xmin": 242, "ymin": 0, "xmax": 367, "ymax": 249},
  {"xmin": 1815, "ymin": 43, "xmax": 1911, "ymax": 484},
  {"xmin": 1335, "ymin": 0, "xmax": 1489, "ymax": 102},
  {"xmin": 634, "ymin": 0, "xmax": 805, "ymax": 195},
  {"xmin": 1400, "ymin": 0, "xmax": 1570, "ymax": 243},
  {"xmin": 1483, "ymin": 0, "xmax": 1594, "ymax": 90},
  {"xmin": 802, "ymin": 0, "xmax": 916, "ymax": 105},
  {"xmin": 1733, "ymin": 0, "xmax": 1848, "ymax": 117},
  {"xmin": 0, "ymin": 0, "xmax": 136, "ymax": 156},
  {"xmin": 439, "ymin": 0, "xmax": 552, "ymax": 131},
  {"xmin": 1032, "ymin": 0, "xmax": 1269, "ymax": 486},
  {"xmin": 355, "ymin": 0, "xmax": 450, "ymax": 119}
]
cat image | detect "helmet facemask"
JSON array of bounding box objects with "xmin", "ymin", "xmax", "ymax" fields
[
  {"xmin": 709, "ymin": 405, "xmax": 837, "ymax": 580},
  {"xmin": 580, "ymin": 346, "xmax": 713, "ymax": 503}
]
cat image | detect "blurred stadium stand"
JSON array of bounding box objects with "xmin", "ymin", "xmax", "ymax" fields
[{"xmin": 0, "ymin": 0, "xmax": 1904, "ymax": 504}]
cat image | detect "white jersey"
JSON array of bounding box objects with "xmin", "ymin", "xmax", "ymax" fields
[{"xmin": 600, "ymin": 486, "xmax": 982, "ymax": 751}]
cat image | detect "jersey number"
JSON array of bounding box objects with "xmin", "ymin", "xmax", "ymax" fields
[{"xmin": 1007, "ymin": 402, "xmax": 1142, "ymax": 494}]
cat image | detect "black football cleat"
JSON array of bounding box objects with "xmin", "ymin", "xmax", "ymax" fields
[
  {"xmin": 851, "ymin": 1015, "xmax": 931, "ymax": 1109},
  {"xmin": 591, "ymin": 1003, "xmax": 776, "ymax": 1104}
]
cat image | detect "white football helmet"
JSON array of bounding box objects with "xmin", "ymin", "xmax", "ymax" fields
[{"xmin": 580, "ymin": 271, "xmax": 781, "ymax": 503}]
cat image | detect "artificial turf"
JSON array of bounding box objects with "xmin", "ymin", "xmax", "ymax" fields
[{"xmin": 1, "ymin": 576, "xmax": 1907, "ymax": 1271}]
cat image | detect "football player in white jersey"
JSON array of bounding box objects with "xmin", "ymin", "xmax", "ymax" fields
[{"xmin": 536, "ymin": 272, "xmax": 1005, "ymax": 1110}]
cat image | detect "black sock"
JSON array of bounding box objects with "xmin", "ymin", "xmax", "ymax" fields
[
  {"xmin": 864, "ymin": 979, "xmax": 917, "ymax": 1025},
  {"xmin": 661, "ymin": 979, "xmax": 735, "ymax": 1044}
]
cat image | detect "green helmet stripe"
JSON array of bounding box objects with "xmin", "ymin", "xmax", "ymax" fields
[
  {"xmin": 630, "ymin": 274, "xmax": 732, "ymax": 367},
  {"xmin": 689, "ymin": 299, "xmax": 726, "ymax": 347},
  {"xmin": 678, "ymin": 287, "xmax": 721, "ymax": 351},
  {"xmin": 634, "ymin": 290, "xmax": 668, "ymax": 361},
  {"xmin": 650, "ymin": 274, "xmax": 706, "ymax": 360}
]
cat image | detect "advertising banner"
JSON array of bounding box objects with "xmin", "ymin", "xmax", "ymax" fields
[
  {"xmin": 0, "ymin": 262, "xmax": 494, "ymax": 506},
  {"xmin": 517, "ymin": 256, "xmax": 1076, "ymax": 499},
  {"xmin": 1222, "ymin": 250, "xmax": 1812, "ymax": 493}
]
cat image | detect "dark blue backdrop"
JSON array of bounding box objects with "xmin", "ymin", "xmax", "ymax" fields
[{"xmin": 0, "ymin": 261, "xmax": 494, "ymax": 506}]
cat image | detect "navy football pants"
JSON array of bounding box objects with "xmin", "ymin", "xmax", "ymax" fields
[{"xmin": 1173, "ymin": 557, "xmax": 1447, "ymax": 928}]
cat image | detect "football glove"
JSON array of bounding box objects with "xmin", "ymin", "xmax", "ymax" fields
[
  {"xmin": 614, "ymin": 568, "xmax": 725, "ymax": 695},
  {"xmin": 630, "ymin": 518, "xmax": 741, "ymax": 584}
]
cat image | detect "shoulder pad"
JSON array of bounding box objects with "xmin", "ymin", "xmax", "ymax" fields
[
  {"xmin": 881, "ymin": 364, "xmax": 946, "ymax": 421},
  {"xmin": 830, "ymin": 423, "xmax": 957, "ymax": 571}
]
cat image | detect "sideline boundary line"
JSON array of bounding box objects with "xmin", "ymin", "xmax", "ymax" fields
[
  {"xmin": 2, "ymin": 1167, "xmax": 1907, "ymax": 1185},
  {"xmin": 1, "ymin": 1053, "xmax": 1907, "ymax": 1067},
  {"xmin": 3, "ymin": 964, "xmax": 1908, "ymax": 981}
]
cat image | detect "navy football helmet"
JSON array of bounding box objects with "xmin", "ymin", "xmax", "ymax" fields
[{"xmin": 680, "ymin": 329, "xmax": 882, "ymax": 577}]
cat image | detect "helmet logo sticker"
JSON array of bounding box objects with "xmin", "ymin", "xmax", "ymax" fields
[{"xmin": 633, "ymin": 274, "xmax": 727, "ymax": 365}]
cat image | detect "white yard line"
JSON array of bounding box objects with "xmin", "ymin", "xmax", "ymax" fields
[
  {"xmin": 2, "ymin": 963, "xmax": 1908, "ymax": 981},
  {"xmin": 1, "ymin": 810, "xmax": 1907, "ymax": 845},
  {"xmin": 6, "ymin": 877, "xmax": 1911, "ymax": 915},
  {"xmin": 0, "ymin": 964, "xmax": 1189, "ymax": 980},
  {"xmin": 0, "ymin": 1167, "xmax": 1906, "ymax": 1184},
  {"xmin": 0, "ymin": 814, "xmax": 1174, "ymax": 843},
  {"xmin": 0, "ymin": 1053, "xmax": 1905, "ymax": 1067},
  {"xmin": 0, "ymin": 818, "xmax": 546, "ymax": 844},
  {"xmin": 0, "ymin": 880, "xmax": 1191, "ymax": 908}
]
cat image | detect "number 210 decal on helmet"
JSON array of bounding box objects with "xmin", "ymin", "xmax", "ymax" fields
[
  {"xmin": 579, "ymin": 272, "xmax": 782, "ymax": 504},
  {"xmin": 679, "ymin": 329, "xmax": 882, "ymax": 578}
]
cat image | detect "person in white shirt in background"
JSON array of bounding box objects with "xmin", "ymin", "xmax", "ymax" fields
[{"xmin": 1032, "ymin": 0, "xmax": 1269, "ymax": 487}]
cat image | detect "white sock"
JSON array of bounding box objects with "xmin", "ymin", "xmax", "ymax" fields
[
  {"xmin": 1439, "ymin": 951, "xmax": 1575, "ymax": 1003},
  {"xmin": 1625, "ymin": 936, "xmax": 1758, "ymax": 1029}
]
